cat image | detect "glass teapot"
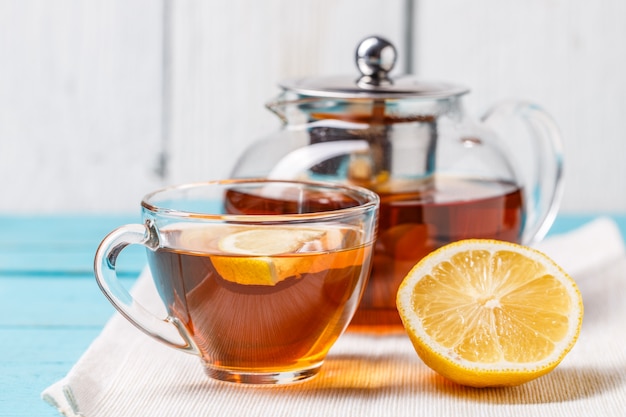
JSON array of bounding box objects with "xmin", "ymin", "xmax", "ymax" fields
[{"xmin": 231, "ymin": 35, "xmax": 564, "ymax": 329}]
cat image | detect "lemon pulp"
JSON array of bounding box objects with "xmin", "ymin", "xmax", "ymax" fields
[{"xmin": 396, "ymin": 239, "xmax": 583, "ymax": 387}]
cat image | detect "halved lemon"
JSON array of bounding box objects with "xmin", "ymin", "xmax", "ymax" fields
[
  {"xmin": 396, "ymin": 239, "xmax": 584, "ymax": 387},
  {"xmin": 211, "ymin": 227, "xmax": 343, "ymax": 286}
]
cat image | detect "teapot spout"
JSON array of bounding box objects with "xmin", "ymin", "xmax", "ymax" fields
[
  {"xmin": 265, "ymin": 91, "xmax": 303, "ymax": 124},
  {"xmin": 265, "ymin": 99, "xmax": 287, "ymax": 124}
]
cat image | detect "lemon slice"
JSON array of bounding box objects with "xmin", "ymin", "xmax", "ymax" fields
[
  {"xmin": 218, "ymin": 228, "xmax": 326, "ymax": 256},
  {"xmin": 396, "ymin": 239, "xmax": 584, "ymax": 387},
  {"xmin": 211, "ymin": 227, "xmax": 336, "ymax": 286}
]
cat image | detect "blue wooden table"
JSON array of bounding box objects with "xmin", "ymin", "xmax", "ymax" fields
[{"xmin": 1, "ymin": 213, "xmax": 625, "ymax": 416}]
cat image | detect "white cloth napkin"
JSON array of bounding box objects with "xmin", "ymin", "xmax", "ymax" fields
[{"xmin": 43, "ymin": 217, "xmax": 626, "ymax": 417}]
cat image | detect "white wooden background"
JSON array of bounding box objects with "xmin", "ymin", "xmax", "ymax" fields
[{"xmin": 1, "ymin": 0, "xmax": 625, "ymax": 214}]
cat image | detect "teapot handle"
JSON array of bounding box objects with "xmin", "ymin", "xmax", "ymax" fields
[{"xmin": 481, "ymin": 101, "xmax": 564, "ymax": 245}]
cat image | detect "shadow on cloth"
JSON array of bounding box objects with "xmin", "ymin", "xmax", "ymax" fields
[
  {"xmin": 172, "ymin": 353, "xmax": 625, "ymax": 405},
  {"xmin": 425, "ymin": 364, "xmax": 626, "ymax": 404}
]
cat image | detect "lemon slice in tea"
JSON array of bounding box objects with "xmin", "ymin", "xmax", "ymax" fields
[
  {"xmin": 212, "ymin": 227, "xmax": 340, "ymax": 286},
  {"xmin": 396, "ymin": 239, "xmax": 584, "ymax": 387}
]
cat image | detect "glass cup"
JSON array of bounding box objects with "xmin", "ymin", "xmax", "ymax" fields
[{"xmin": 94, "ymin": 179, "xmax": 379, "ymax": 384}]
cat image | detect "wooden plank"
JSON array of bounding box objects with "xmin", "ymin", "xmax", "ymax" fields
[
  {"xmin": 417, "ymin": 0, "xmax": 626, "ymax": 213},
  {"xmin": 165, "ymin": 0, "xmax": 408, "ymax": 185},
  {"xmin": 0, "ymin": 327, "xmax": 104, "ymax": 366},
  {"xmin": 0, "ymin": 215, "xmax": 142, "ymax": 243},
  {"xmin": 0, "ymin": 0, "xmax": 164, "ymax": 214},
  {"xmin": 0, "ymin": 276, "xmax": 136, "ymax": 326},
  {"xmin": 0, "ymin": 273, "xmax": 138, "ymax": 415},
  {"xmin": 551, "ymin": 214, "xmax": 626, "ymax": 238},
  {"xmin": 0, "ymin": 215, "xmax": 145, "ymax": 274},
  {"xmin": 0, "ymin": 328, "xmax": 105, "ymax": 417},
  {"xmin": 0, "ymin": 249, "xmax": 144, "ymax": 275}
]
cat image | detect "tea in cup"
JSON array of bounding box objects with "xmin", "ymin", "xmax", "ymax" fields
[{"xmin": 94, "ymin": 179, "xmax": 378, "ymax": 384}]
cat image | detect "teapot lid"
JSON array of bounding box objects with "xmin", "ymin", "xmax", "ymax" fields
[{"xmin": 278, "ymin": 35, "xmax": 469, "ymax": 99}]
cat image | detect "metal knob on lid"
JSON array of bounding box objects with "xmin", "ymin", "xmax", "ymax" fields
[
  {"xmin": 355, "ymin": 36, "xmax": 397, "ymax": 88},
  {"xmin": 276, "ymin": 35, "xmax": 468, "ymax": 99}
]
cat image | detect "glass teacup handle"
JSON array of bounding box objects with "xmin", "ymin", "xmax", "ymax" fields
[
  {"xmin": 481, "ymin": 100, "xmax": 565, "ymax": 245},
  {"xmin": 94, "ymin": 222, "xmax": 199, "ymax": 354}
]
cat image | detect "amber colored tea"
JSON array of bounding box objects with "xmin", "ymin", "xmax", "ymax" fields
[
  {"xmin": 223, "ymin": 176, "xmax": 523, "ymax": 330},
  {"xmin": 146, "ymin": 223, "xmax": 373, "ymax": 378},
  {"xmin": 223, "ymin": 184, "xmax": 364, "ymax": 214},
  {"xmin": 350, "ymin": 175, "xmax": 524, "ymax": 328}
]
